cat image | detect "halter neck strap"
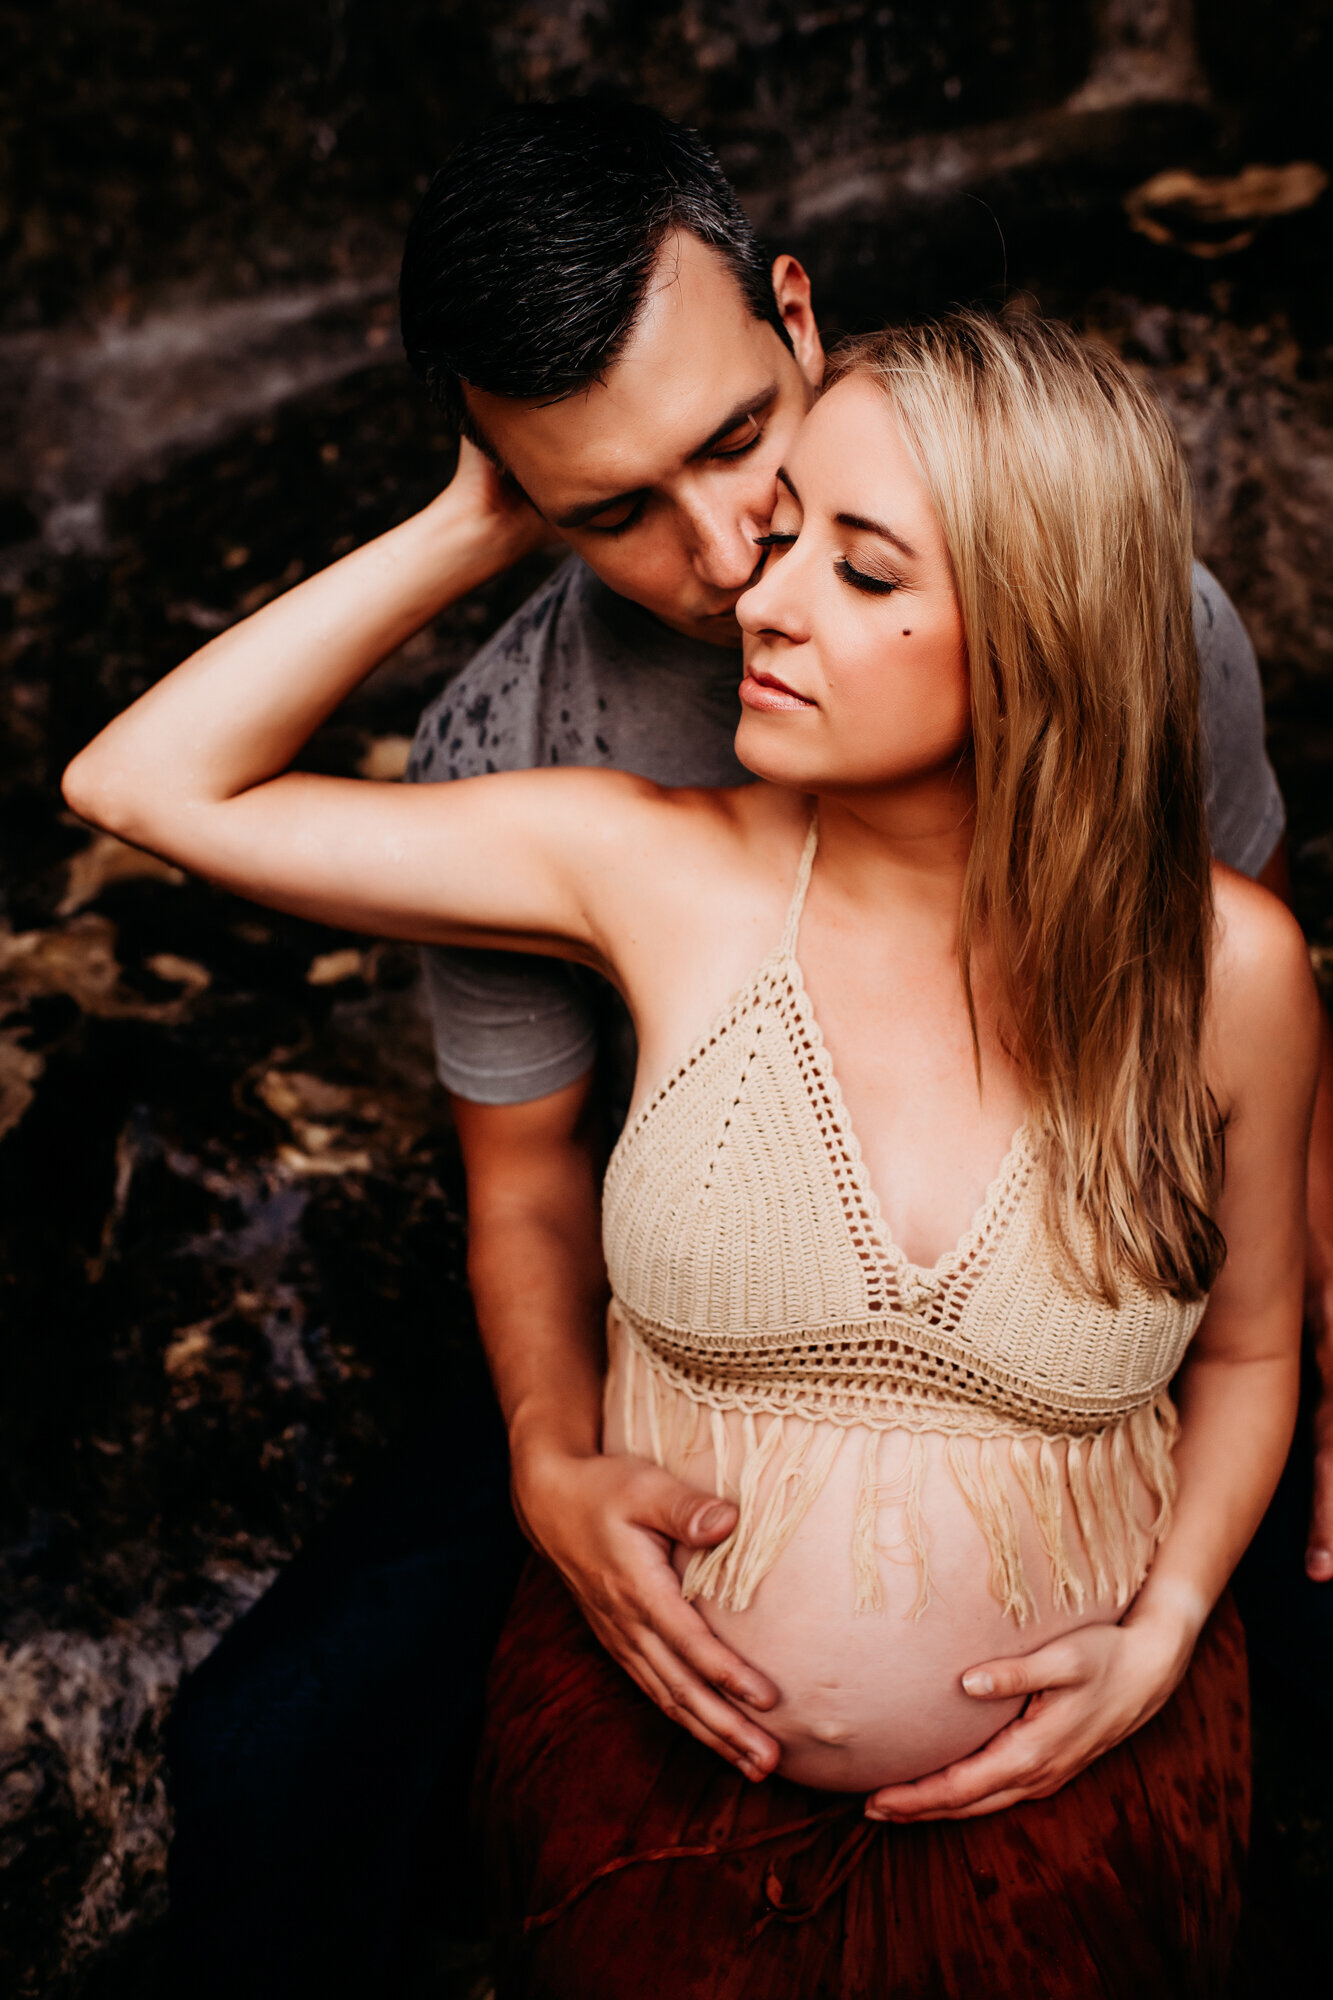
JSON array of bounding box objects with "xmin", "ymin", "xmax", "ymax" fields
[{"xmin": 780, "ymin": 812, "xmax": 820, "ymax": 958}]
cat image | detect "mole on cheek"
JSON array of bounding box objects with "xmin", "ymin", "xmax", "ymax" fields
[{"xmin": 901, "ymin": 629, "xmax": 912, "ymax": 637}]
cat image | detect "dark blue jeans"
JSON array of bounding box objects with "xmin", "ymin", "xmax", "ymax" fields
[{"xmin": 166, "ymin": 1364, "xmax": 525, "ymax": 1998}]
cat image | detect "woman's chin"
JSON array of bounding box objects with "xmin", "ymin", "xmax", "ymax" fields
[{"xmin": 733, "ymin": 712, "xmax": 826, "ymax": 788}]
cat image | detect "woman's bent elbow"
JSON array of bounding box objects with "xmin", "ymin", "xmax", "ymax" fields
[{"xmin": 61, "ymin": 749, "xmax": 140, "ymax": 841}]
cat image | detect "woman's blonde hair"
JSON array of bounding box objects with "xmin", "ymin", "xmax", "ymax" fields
[{"xmin": 828, "ymin": 310, "xmax": 1224, "ymax": 1302}]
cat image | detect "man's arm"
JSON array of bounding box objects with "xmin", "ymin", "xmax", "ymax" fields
[
  {"xmin": 451, "ymin": 1077, "xmax": 782, "ymax": 1778},
  {"xmin": 1257, "ymin": 839, "xmax": 1333, "ymax": 1581}
]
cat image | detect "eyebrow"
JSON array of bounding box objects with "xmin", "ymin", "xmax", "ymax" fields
[
  {"xmin": 551, "ymin": 385, "xmax": 780, "ymax": 531},
  {"xmin": 776, "ymin": 468, "xmax": 920, "ymax": 562},
  {"xmin": 836, "ymin": 512, "xmax": 920, "ymax": 561}
]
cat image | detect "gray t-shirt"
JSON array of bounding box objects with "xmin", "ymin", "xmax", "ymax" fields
[{"xmin": 406, "ymin": 556, "xmax": 1284, "ymax": 1107}]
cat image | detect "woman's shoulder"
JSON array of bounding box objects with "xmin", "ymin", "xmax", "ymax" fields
[
  {"xmin": 1210, "ymin": 861, "xmax": 1311, "ymax": 991},
  {"xmin": 505, "ymin": 768, "xmax": 810, "ymax": 935},
  {"xmin": 561, "ymin": 768, "xmax": 806, "ymax": 865},
  {"xmin": 1207, "ymin": 861, "xmax": 1322, "ymax": 1111}
]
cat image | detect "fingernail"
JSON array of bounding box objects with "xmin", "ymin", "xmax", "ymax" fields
[
  {"xmin": 698, "ymin": 1504, "xmax": 733, "ymax": 1536},
  {"xmin": 1306, "ymin": 1547, "xmax": 1333, "ymax": 1578},
  {"xmin": 962, "ymin": 1670, "xmax": 994, "ymax": 1696}
]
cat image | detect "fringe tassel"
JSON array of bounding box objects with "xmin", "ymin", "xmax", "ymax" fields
[
  {"xmin": 709, "ymin": 1408, "xmax": 731, "ymax": 1500},
  {"xmin": 852, "ymin": 1430, "xmax": 885, "ymax": 1613},
  {"xmin": 615, "ymin": 1341, "xmax": 1181, "ymax": 1626},
  {"xmin": 1127, "ymin": 1394, "xmax": 1180, "ymax": 1543},
  {"xmin": 682, "ymin": 1416, "xmax": 843, "ymax": 1611},
  {"xmin": 872, "ymin": 1432, "xmax": 933, "ymax": 1620},
  {"xmin": 1110, "ymin": 1419, "xmax": 1144, "ymax": 1599},
  {"xmin": 683, "ymin": 1414, "xmax": 773, "ymax": 1604},
  {"xmin": 657, "ymin": 1380, "xmax": 704, "ymax": 1472},
  {"xmin": 903, "ymin": 1433, "xmax": 932, "ymax": 1620},
  {"xmin": 620, "ymin": 1331, "xmax": 638, "ymax": 1459},
  {"xmin": 1064, "ymin": 1434, "xmax": 1109, "ymax": 1601},
  {"xmin": 947, "ymin": 1438, "xmax": 1035, "ymax": 1625},
  {"xmin": 1010, "ymin": 1436, "xmax": 1086, "ymax": 1614},
  {"xmin": 645, "ymin": 1355, "xmax": 665, "ymax": 1467},
  {"xmin": 1086, "ymin": 1427, "xmax": 1135, "ymax": 1604}
]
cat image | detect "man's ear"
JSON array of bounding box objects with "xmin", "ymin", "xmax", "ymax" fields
[{"xmin": 770, "ymin": 255, "xmax": 825, "ymax": 390}]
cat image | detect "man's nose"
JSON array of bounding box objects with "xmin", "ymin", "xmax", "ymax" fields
[{"xmin": 685, "ymin": 490, "xmax": 767, "ymax": 594}]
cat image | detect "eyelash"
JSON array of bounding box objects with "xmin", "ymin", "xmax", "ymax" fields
[
  {"xmin": 590, "ymin": 501, "xmax": 646, "ymax": 539},
  {"xmin": 586, "ymin": 425, "xmax": 768, "ymax": 538},
  {"xmin": 755, "ymin": 534, "xmax": 902, "ymax": 598},
  {"xmin": 714, "ymin": 424, "xmax": 766, "ymax": 461},
  {"xmin": 835, "ymin": 556, "xmax": 900, "ymax": 596}
]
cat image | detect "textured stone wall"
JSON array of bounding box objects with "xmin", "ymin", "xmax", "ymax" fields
[
  {"xmin": 1, "ymin": 7, "xmax": 1331, "ymax": 1995},
  {"xmin": 4, "ymin": 3, "xmax": 1328, "ymax": 326}
]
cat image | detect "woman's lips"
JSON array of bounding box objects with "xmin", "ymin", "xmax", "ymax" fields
[{"xmin": 739, "ymin": 668, "xmax": 815, "ymax": 712}]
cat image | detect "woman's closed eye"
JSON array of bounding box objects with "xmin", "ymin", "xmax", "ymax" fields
[
  {"xmin": 754, "ymin": 533, "xmax": 904, "ymax": 598},
  {"xmin": 835, "ymin": 553, "xmax": 903, "ymax": 597}
]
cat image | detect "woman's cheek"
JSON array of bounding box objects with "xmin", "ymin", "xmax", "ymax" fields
[{"xmin": 843, "ymin": 644, "xmax": 967, "ymax": 776}]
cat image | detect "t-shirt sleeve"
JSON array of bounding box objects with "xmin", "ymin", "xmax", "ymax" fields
[
  {"xmin": 404, "ymin": 562, "xmax": 600, "ymax": 1105},
  {"xmin": 417, "ymin": 945, "xmax": 598, "ymax": 1104},
  {"xmin": 1193, "ymin": 561, "xmax": 1286, "ymax": 878}
]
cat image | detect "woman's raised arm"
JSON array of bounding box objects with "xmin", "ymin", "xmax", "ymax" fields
[{"xmin": 61, "ymin": 446, "xmax": 642, "ymax": 962}]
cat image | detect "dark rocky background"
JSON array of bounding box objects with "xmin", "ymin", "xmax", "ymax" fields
[{"xmin": 1, "ymin": 4, "xmax": 1330, "ymax": 1995}]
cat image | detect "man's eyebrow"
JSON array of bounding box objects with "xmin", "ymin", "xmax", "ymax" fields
[
  {"xmin": 835, "ymin": 512, "xmax": 919, "ymax": 561},
  {"xmin": 552, "ymin": 386, "xmax": 780, "ymax": 531}
]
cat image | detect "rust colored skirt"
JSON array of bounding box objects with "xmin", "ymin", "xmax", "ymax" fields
[{"xmin": 474, "ymin": 1560, "xmax": 1250, "ymax": 2000}]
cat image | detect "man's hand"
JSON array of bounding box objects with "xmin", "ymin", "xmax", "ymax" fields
[
  {"xmin": 450, "ymin": 1079, "xmax": 781, "ymax": 1782},
  {"xmin": 863, "ymin": 1609, "xmax": 1194, "ymax": 1823},
  {"xmin": 512, "ymin": 1443, "xmax": 782, "ymax": 1780}
]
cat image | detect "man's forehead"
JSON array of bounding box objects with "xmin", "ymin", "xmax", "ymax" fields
[{"xmin": 467, "ymin": 233, "xmax": 782, "ymax": 500}]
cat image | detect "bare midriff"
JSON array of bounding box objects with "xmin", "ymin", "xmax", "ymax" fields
[{"xmin": 603, "ymin": 1321, "xmax": 1155, "ymax": 1792}]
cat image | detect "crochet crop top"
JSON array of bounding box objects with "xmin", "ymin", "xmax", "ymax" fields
[{"xmin": 601, "ymin": 816, "xmax": 1209, "ymax": 1623}]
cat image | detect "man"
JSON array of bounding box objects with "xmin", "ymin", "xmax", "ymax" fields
[{"xmin": 168, "ymin": 98, "xmax": 1333, "ymax": 1994}]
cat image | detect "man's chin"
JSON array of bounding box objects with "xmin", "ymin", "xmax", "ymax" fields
[{"xmin": 663, "ymin": 606, "xmax": 744, "ymax": 650}]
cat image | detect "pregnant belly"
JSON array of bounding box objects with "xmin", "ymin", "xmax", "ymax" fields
[{"xmin": 603, "ymin": 1337, "xmax": 1152, "ymax": 1792}]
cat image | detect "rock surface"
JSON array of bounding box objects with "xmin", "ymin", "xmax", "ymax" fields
[{"xmin": 2, "ymin": 5, "xmax": 1331, "ymax": 1995}]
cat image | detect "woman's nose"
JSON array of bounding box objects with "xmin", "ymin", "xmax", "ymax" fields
[{"xmin": 736, "ymin": 546, "xmax": 806, "ymax": 641}]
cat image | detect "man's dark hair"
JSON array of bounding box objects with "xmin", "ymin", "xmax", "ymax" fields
[{"xmin": 400, "ymin": 99, "xmax": 790, "ymax": 441}]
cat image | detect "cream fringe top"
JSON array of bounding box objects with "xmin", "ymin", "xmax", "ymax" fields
[{"xmin": 602, "ymin": 816, "xmax": 1207, "ymax": 1624}]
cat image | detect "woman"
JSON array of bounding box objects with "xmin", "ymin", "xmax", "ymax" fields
[{"xmin": 64, "ymin": 313, "xmax": 1317, "ymax": 1995}]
